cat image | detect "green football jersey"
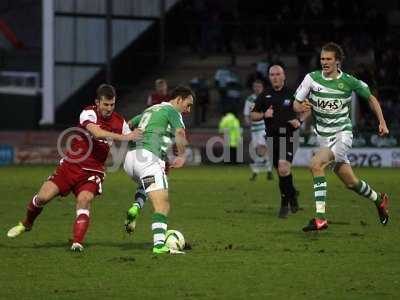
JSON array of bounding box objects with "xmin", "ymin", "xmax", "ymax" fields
[
  {"xmin": 295, "ymin": 70, "xmax": 372, "ymax": 137},
  {"xmin": 129, "ymin": 102, "xmax": 185, "ymax": 160}
]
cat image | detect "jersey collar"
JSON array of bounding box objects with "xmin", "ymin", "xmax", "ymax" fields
[
  {"xmin": 321, "ymin": 69, "xmax": 343, "ymax": 80},
  {"xmin": 162, "ymin": 101, "xmax": 181, "ymax": 113}
]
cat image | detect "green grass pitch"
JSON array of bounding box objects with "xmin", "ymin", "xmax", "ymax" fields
[{"xmin": 0, "ymin": 165, "xmax": 399, "ymax": 299}]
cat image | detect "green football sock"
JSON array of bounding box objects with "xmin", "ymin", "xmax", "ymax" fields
[
  {"xmin": 314, "ymin": 176, "xmax": 327, "ymax": 219},
  {"xmin": 352, "ymin": 180, "xmax": 381, "ymax": 206},
  {"xmin": 152, "ymin": 213, "xmax": 167, "ymax": 249}
]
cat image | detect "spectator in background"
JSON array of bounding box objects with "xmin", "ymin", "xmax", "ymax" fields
[
  {"xmin": 215, "ymin": 68, "xmax": 241, "ymax": 114},
  {"xmin": 215, "ymin": 68, "xmax": 238, "ymax": 91},
  {"xmin": 246, "ymin": 60, "xmax": 269, "ymax": 89},
  {"xmin": 219, "ymin": 110, "xmax": 242, "ymax": 164},
  {"xmin": 223, "ymin": 79, "xmax": 243, "ymax": 116},
  {"xmin": 147, "ymin": 78, "xmax": 170, "ymax": 107},
  {"xmin": 190, "ymin": 77, "xmax": 210, "ymax": 125}
]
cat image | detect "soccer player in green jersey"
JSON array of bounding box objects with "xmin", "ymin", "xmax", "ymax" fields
[
  {"xmin": 243, "ymin": 79, "xmax": 273, "ymax": 181},
  {"xmin": 123, "ymin": 86, "xmax": 194, "ymax": 254},
  {"xmin": 293, "ymin": 42, "xmax": 390, "ymax": 231}
]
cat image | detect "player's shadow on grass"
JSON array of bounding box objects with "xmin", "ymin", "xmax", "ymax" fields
[
  {"xmin": 88, "ymin": 241, "xmax": 153, "ymax": 251},
  {"xmin": 328, "ymin": 220, "xmax": 351, "ymax": 225},
  {"xmin": 0, "ymin": 241, "xmax": 68, "ymax": 249},
  {"xmin": 224, "ymin": 208, "xmax": 277, "ymax": 217},
  {"xmin": 120, "ymin": 242, "xmax": 153, "ymax": 251},
  {"xmin": 0, "ymin": 241, "xmax": 153, "ymax": 250}
]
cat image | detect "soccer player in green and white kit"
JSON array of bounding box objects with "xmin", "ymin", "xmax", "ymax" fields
[
  {"xmin": 294, "ymin": 42, "xmax": 390, "ymax": 231},
  {"xmin": 243, "ymin": 79, "xmax": 273, "ymax": 181},
  {"xmin": 123, "ymin": 86, "xmax": 194, "ymax": 254}
]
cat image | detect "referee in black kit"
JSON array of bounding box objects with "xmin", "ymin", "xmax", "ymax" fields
[{"xmin": 251, "ymin": 65, "xmax": 305, "ymax": 218}]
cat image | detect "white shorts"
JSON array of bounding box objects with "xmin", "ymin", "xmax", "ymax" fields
[
  {"xmin": 251, "ymin": 130, "xmax": 267, "ymax": 147},
  {"xmin": 317, "ymin": 131, "xmax": 353, "ymax": 164},
  {"xmin": 123, "ymin": 149, "xmax": 168, "ymax": 193}
]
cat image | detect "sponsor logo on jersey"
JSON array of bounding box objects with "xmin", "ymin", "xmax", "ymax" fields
[
  {"xmin": 265, "ymin": 95, "xmax": 272, "ymax": 98},
  {"xmin": 317, "ymin": 99, "xmax": 342, "ymax": 111}
]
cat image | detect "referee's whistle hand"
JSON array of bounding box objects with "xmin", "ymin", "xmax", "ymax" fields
[{"xmin": 264, "ymin": 105, "xmax": 274, "ymax": 118}]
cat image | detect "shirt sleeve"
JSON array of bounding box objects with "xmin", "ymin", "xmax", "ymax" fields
[
  {"xmin": 294, "ymin": 74, "xmax": 312, "ymax": 101},
  {"xmin": 79, "ymin": 109, "xmax": 97, "ymax": 128},
  {"xmin": 122, "ymin": 120, "xmax": 131, "ymax": 134},
  {"xmin": 352, "ymin": 77, "xmax": 372, "ymax": 101},
  {"xmin": 243, "ymin": 99, "xmax": 253, "ymax": 116},
  {"xmin": 252, "ymin": 94, "xmax": 266, "ymax": 113},
  {"xmin": 168, "ymin": 109, "xmax": 185, "ymax": 129},
  {"xmin": 130, "ymin": 114, "xmax": 143, "ymax": 128}
]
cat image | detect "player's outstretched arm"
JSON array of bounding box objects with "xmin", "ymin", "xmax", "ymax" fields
[
  {"xmin": 128, "ymin": 114, "xmax": 143, "ymax": 130},
  {"xmin": 368, "ymin": 95, "xmax": 389, "ymax": 136},
  {"xmin": 86, "ymin": 123, "xmax": 142, "ymax": 141},
  {"xmin": 171, "ymin": 128, "xmax": 187, "ymax": 168}
]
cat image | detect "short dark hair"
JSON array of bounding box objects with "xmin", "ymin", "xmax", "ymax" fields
[
  {"xmin": 170, "ymin": 85, "xmax": 195, "ymax": 101},
  {"xmin": 253, "ymin": 79, "xmax": 264, "ymax": 86},
  {"xmin": 155, "ymin": 78, "xmax": 167, "ymax": 87},
  {"xmin": 96, "ymin": 84, "xmax": 116, "ymax": 100},
  {"xmin": 322, "ymin": 42, "xmax": 345, "ymax": 62}
]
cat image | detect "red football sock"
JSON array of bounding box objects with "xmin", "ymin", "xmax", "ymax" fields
[
  {"xmin": 72, "ymin": 212, "xmax": 90, "ymax": 244},
  {"xmin": 22, "ymin": 195, "xmax": 43, "ymax": 229}
]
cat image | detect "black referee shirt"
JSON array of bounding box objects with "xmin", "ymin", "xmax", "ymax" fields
[{"xmin": 252, "ymin": 86, "xmax": 297, "ymax": 136}]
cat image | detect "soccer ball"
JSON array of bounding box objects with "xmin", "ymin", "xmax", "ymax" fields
[{"xmin": 165, "ymin": 229, "xmax": 185, "ymax": 251}]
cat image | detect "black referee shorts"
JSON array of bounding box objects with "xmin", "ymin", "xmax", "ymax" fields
[{"xmin": 266, "ymin": 133, "xmax": 299, "ymax": 169}]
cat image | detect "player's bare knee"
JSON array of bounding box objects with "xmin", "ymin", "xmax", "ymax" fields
[
  {"xmin": 148, "ymin": 189, "xmax": 170, "ymax": 215},
  {"xmin": 77, "ymin": 192, "xmax": 94, "ymax": 208},
  {"xmin": 310, "ymin": 158, "xmax": 324, "ymax": 173},
  {"xmin": 345, "ymin": 180, "xmax": 358, "ymax": 190},
  {"xmin": 36, "ymin": 191, "xmax": 53, "ymax": 204},
  {"xmin": 153, "ymin": 199, "xmax": 170, "ymax": 215},
  {"xmin": 162, "ymin": 201, "xmax": 170, "ymax": 215},
  {"xmin": 158, "ymin": 199, "xmax": 170, "ymax": 214},
  {"xmin": 36, "ymin": 181, "xmax": 59, "ymax": 204}
]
